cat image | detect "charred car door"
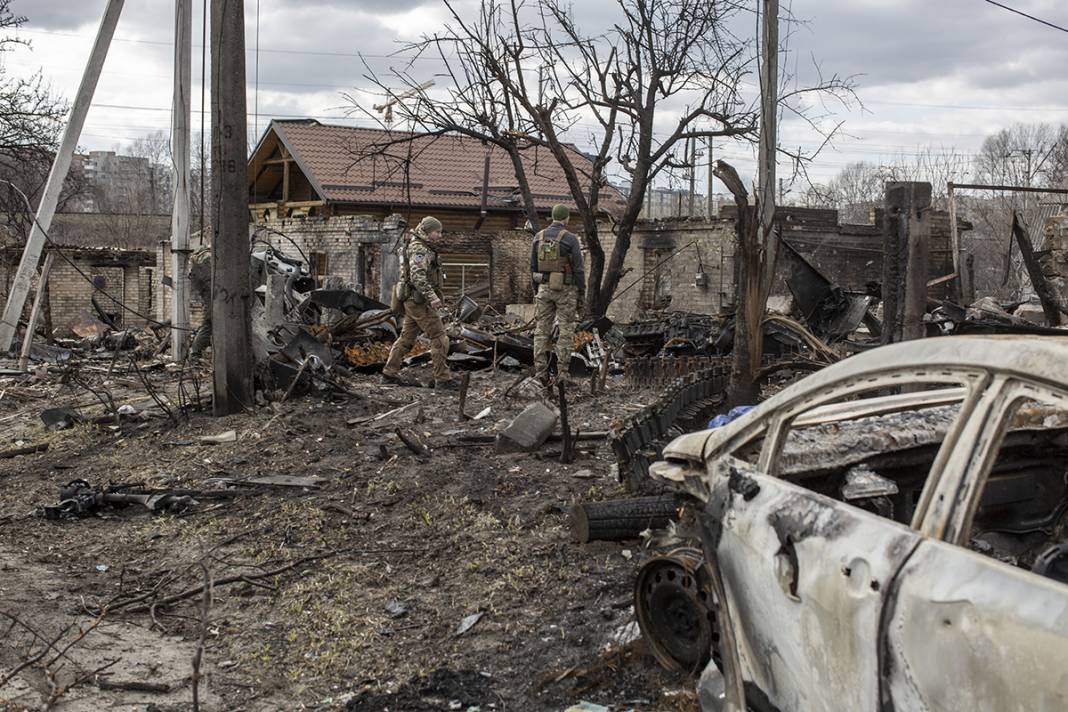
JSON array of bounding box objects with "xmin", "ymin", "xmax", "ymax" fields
[{"xmin": 883, "ymin": 377, "xmax": 1068, "ymax": 712}]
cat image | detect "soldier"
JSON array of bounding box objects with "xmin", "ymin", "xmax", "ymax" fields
[
  {"xmin": 531, "ymin": 204, "xmax": 585, "ymax": 385},
  {"xmin": 381, "ymin": 216, "xmax": 457, "ymax": 389},
  {"xmin": 187, "ymin": 246, "xmax": 212, "ymax": 356}
]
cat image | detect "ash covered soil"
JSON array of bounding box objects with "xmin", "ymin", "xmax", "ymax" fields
[{"xmin": 0, "ymin": 365, "xmax": 699, "ymax": 711}]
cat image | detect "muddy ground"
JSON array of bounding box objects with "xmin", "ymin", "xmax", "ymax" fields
[{"xmin": 0, "ymin": 360, "xmax": 699, "ymax": 711}]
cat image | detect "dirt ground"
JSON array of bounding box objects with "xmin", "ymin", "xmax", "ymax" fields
[{"xmin": 0, "ymin": 360, "xmax": 699, "ymax": 711}]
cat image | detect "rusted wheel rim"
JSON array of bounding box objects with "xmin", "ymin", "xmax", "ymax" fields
[{"xmin": 634, "ymin": 547, "xmax": 719, "ymax": 674}]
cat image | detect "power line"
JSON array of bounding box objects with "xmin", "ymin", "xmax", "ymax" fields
[
  {"xmin": 979, "ymin": 0, "xmax": 1068, "ymax": 34},
  {"xmin": 14, "ymin": 27, "xmax": 445, "ymax": 61}
]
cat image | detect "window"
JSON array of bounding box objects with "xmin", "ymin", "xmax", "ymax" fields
[
  {"xmin": 960, "ymin": 383, "xmax": 1068, "ymax": 581},
  {"xmin": 308, "ymin": 251, "xmax": 329, "ymax": 279},
  {"xmin": 754, "ymin": 375, "xmax": 980, "ymax": 527}
]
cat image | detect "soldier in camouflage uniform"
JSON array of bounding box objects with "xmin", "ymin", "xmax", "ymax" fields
[
  {"xmin": 382, "ymin": 216, "xmax": 456, "ymax": 389},
  {"xmin": 188, "ymin": 246, "xmax": 212, "ymax": 356},
  {"xmin": 531, "ymin": 204, "xmax": 585, "ymax": 385}
]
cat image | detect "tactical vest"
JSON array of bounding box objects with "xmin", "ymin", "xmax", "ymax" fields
[
  {"xmin": 535, "ymin": 225, "xmax": 572, "ymax": 275},
  {"xmin": 402, "ymin": 237, "xmax": 442, "ymax": 301}
]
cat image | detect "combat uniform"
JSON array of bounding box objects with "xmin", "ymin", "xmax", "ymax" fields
[
  {"xmin": 188, "ymin": 246, "xmax": 212, "ymax": 356},
  {"xmin": 382, "ymin": 229, "xmax": 454, "ymax": 385},
  {"xmin": 531, "ymin": 220, "xmax": 585, "ymax": 383}
]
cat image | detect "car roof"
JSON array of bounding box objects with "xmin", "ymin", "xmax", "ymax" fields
[{"xmin": 661, "ymin": 335, "xmax": 1068, "ymax": 465}]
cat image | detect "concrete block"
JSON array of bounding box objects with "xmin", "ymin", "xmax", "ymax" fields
[
  {"xmin": 1014, "ymin": 302, "xmax": 1046, "ymax": 324},
  {"xmin": 495, "ymin": 402, "xmax": 559, "ymax": 453},
  {"xmin": 506, "ymin": 303, "xmax": 536, "ymax": 323}
]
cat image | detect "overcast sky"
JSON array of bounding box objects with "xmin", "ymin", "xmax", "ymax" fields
[{"xmin": 6, "ymin": 0, "xmax": 1068, "ymax": 198}]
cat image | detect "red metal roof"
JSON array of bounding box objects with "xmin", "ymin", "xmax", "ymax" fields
[{"xmin": 262, "ymin": 120, "xmax": 626, "ymax": 214}]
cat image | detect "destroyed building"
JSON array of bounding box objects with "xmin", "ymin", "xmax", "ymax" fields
[
  {"xmin": 604, "ymin": 205, "xmax": 967, "ymax": 322},
  {"xmin": 0, "ymin": 212, "xmax": 169, "ymax": 336}
]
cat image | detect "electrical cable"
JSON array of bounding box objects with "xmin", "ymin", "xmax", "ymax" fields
[
  {"xmin": 0, "ymin": 180, "xmax": 195, "ymax": 331},
  {"xmin": 979, "ymin": 0, "xmax": 1068, "ymax": 34}
]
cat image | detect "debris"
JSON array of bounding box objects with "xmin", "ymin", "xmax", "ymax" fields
[
  {"xmin": 565, "ymin": 703, "xmax": 610, "ymax": 712},
  {"xmin": 97, "ymin": 679, "xmax": 172, "ymax": 694},
  {"xmin": 347, "ymin": 401, "xmax": 420, "ymax": 427},
  {"xmin": 396, "ymin": 428, "xmax": 429, "ymax": 456},
  {"xmin": 473, "ymin": 406, "xmax": 492, "ymax": 420},
  {"xmin": 385, "ymin": 600, "xmax": 410, "ymax": 619},
  {"xmin": 570, "ymin": 495, "xmax": 681, "ymax": 543},
  {"xmin": 494, "ymin": 402, "xmax": 559, "ymax": 454},
  {"xmin": 199, "ymin": 430, "xmax": 237, "ymax": 444},
  {"xmin": 240, "ymin": 474, "xmax": 325, "ymax": 489},
  {"xmin": 41, "ymin": 406, "xmax": 83, "ymax": 431},
  {"xmin": 708, "ymin": 405, "xmax": 754, "ymax": 428},
  {"xmin": 454, "ymin": 611, "xmax": 485, "ymax": 637},
  {"xmin": 42, "ymin": 479, "xmax": 200, "ymax": 519},
  {"xmin": 571, "ymin": 469, "xmax": 595, "ymax": 479},
  {"xmin": 0, "ymin": 442, "xmax": 48, "ymax": 459}
]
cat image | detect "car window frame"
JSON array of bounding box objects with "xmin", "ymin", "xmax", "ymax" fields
[{"xmin": 932, "ymin": 376, "xmax": 1068, "ymax": 546}]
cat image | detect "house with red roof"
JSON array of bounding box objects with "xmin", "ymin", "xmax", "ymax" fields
[{"xmin": 246, "ymin": 119, "xmax": 625, "ymax": 230}]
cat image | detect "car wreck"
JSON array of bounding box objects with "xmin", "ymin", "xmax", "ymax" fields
[{"xmin": 637, "ymin": 335, "xmax": 1068, "ymax": 712}]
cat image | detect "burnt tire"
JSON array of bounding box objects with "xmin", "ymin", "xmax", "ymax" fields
[{"xmin": 569, "ymin": 495, "xmax": 680, "ymax": 543}]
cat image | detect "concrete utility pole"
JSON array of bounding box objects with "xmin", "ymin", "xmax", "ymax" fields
[
  {"xmin": 170, "ymin": 0, "xmax": 193, "ymax": 359},
  {"xmin": 210, "ymin": 0, "xmax": 253, "ymax": 415},
  {"xmin": 0, "ymin": 0, "xmax": 125, "ymax": 352},
  {"xmin": 757, "ymin": 0, "xmax": 779, "ymax": 298},
  {"xmin": 881, "ymin": 182, "xmax": 932, "ymax": 344}
]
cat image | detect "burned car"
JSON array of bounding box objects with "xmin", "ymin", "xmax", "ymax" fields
[{"xmin": 637, "ymin": 336, "xmax": 1068, "ymax": 712}]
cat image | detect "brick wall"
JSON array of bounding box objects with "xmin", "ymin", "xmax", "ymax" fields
[
  {"xmin": 1043, "ymin": 214, "xmax": 1068, "ymax": 304},
  {"xmin": 602, "ymin": 219, "xmax": 736, "ymax": 321},
  {"xmin": 43, "ymin": 250, "xmax": 153, "ymax": 335}
]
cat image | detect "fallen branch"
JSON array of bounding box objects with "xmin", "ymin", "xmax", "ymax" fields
[
  {"xmin": 97, "ymin": 678, "xmax": 172, "ymax": 693},
  {"xmin": 396, "ymin": 428, "xmax": 429, "ymax": 456},
  {"xmin": 0, "ymin": 442, "xmax": 48, "ymax": 459}
]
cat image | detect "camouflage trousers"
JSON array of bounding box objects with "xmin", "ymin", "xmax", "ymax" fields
[
  {"xmin": 533, "ymin": 285, "xmax": 578, "ymax": 381},
  {"xmin": 383, "ymin": 300, "xmax": 453, "ymax": 383}
]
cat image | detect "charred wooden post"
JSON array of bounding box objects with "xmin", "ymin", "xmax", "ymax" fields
[
  {"xmin": 557, "ymin": 380, "xmax": 574, "ymax": 464},
  {"xmin": 881, "ymin": 182, "xmax": 932, "ymax": 343},
  {"xmin": 458, "ymin": 372, "xmax": 471, "ymax": 420},
  {"xmin": 1012, "ymin": 212, "xmax": 1066, "ymax": 326}
]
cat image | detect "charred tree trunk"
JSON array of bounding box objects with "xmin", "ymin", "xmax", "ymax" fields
[
  {"xmin": 716, "ymin": 160, "xmax": 761, "ymax": 406},
  {"xmin": 504, "ymin": 144, "xmax": 540, "ymax": 228}
]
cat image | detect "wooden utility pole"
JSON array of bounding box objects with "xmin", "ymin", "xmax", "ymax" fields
[
  {"xmin": 687, "ymin": 138, "xmax": 696, "ymax": 217},
  {"xmin": 757, "ymin": 0, "xmax": 779, "ymax": 299},
  {"xmin": 881, "ymin": 182, "xmax": 931, "ymax": 343},
  {"xmin": 0, "ymin": 0, "xmax": 124, "ymax": 352},
  {"xmin": 210, "ymin": 0, "xmax": 253, "ymax": 414},
  {"xmin": 170, "ymin": 0, "xmax": 193, "ymax": 359},
  {"xmin": 706, "ymin": 137, "xmax": 715, "ymax": 218}
]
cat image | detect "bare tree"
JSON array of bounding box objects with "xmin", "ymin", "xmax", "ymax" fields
[
  {"xmin": 128, "ymin": 130, "xmax": 173, "ymax": 213},
  {"xmin": 0, "ymin": 0, "xmax": 74, "ymax": 238},
  {"xmin": 350, "ymin": 0, "xmax": 854, "ymax": 315}
]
